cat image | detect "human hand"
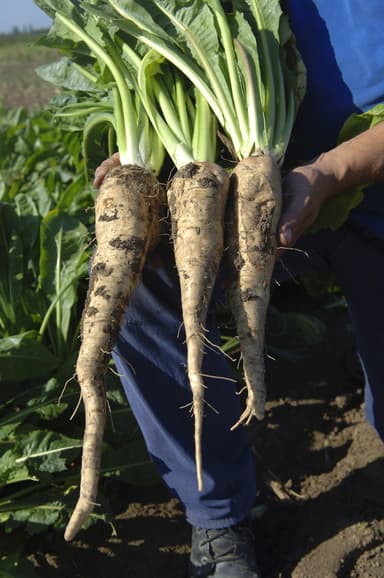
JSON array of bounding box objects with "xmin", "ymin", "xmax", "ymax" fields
[
  {"xmin": 278, "ymin": 164, "xmax": 328, "ymax": 247},
  {"xmin": 279, "ymin": 121, "xmax": 384, "ymax": 247},
  {"xmin": 93, "ymin": 152, "xmax": 121, "ymax": 188}
]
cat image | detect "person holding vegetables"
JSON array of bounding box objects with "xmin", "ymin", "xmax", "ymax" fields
[{"xmin": 94, "ymin": 1, "xmax": 384, "ymax": 576}]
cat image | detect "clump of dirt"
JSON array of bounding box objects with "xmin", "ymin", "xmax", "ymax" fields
[{"xmin": 27, "ymin": 288, "xmax": 384, "ymax": 578}]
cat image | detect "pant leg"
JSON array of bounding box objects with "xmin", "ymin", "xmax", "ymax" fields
[
  {"xmin": 327, "ymin": 227, "xmax": 384, "ymax": 441},
  {"xmin": 112, "ymin": 245, "xmax": 256, "ymax": 529},
  {"xmin": 274, "ymin": 226, "xmax": 384, "ymax": 442}
]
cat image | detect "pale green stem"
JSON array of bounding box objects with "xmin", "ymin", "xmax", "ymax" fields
[
  {"xmin": 175, "ymin": 72, "xmax": 193, "ymax": 144},
  {"xmin": 251, "ymin": 1, "xmax": 276, "ymax": 145},
  {"xmin": 153, "ymin": 0, "xmax": 242, "ymax": 152},
  {"xmin": 234, "ymin": 39, "xmax": 266, "ymax": 158},
  {"xmin": 109, "ymin": 0, "xmax": 225, "ymax": 127},
  {"xmin": 56, "ymin": 11, "xmax": 139, "ymax": 165},
  {"xmin": 192, "ymin": 90, "xmax": 217, "ymax": 163},
  {"xmin": 55, "ymin": 227, "xmax": 63, "ymax": 358},
  {"xmin": 207, "ymin": 0, "xmax": 249, "ymax": 146}
]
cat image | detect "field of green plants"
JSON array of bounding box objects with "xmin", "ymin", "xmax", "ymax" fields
[{"xmin": 0, "ymin": 31, "xmax": 158, "ymax": 577}]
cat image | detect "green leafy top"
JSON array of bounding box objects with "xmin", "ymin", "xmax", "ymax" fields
[
  {"xmin": 35, "ymin": 0, "xmax": 165, "ymax": 171},
  {"xmin": 105, "ymin": 0, "xmax": 305, "ymax": 163},
  {"xmin": 35, "ymin": 1, "xmax": 306, "ymax": 167}
]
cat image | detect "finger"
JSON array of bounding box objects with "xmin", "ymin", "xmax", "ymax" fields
[
  {"xmin": 278, "ymin": 205, "xmax": 301, "ymax": 247},
  {"xmin": 278, "ymin": 225, "xmax": 293, "ymax": 247},
  {"xmin": 94, "ymin": 159, "xmax": 119, "ymax": 187},
  {"xmin": 279, "ymin": 209, "xmax": 317, "ymax": 248},
  {"xmin": 93, "ymin": 153, "xmax": 121, "ymax": 188}
]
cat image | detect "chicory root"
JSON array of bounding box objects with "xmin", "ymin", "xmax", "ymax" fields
[
  {"xmin": 227, "ymin": 155, "xmax": 282, "ymax": 429},
  {"xmin": 64, "ymin": 164, "xmax": 164, "ymax": 541},
  {"xmin": 167, "ymin": 161, "xmax": 230, "ymax": 491}
]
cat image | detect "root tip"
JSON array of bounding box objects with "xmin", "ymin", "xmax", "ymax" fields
[{"xmin": 64, "ymin": 529, "xmax": 75, "ymax": 542}]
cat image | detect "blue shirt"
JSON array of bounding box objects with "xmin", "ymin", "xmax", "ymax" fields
[{"xmin": 285, "ymin": 0, "xmax": 384, "ymax": 237}]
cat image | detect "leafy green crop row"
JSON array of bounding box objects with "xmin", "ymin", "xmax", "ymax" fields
[
  {"xmin": 0, "ymin": 105, "xmax": 92, "ymax": 373},
  {"xmin": 0, "ymin": 104, "xmax": 156, "ymax": 576}
]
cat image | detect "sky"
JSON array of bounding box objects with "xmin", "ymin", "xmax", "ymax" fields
[{"xmin": 0, "ymin": 1, "xmax": 52, "ymax": 34}]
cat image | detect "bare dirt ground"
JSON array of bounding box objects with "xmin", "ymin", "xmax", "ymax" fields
[{"xmin": 27, "ymin": 285, "xmax": 384, "ymax": 578}]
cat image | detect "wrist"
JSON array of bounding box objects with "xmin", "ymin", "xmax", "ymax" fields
[
  {"xmin": 290, "ymin": 160, "xmax": 337, "ymax": 205},
  {"xmin": 308, "ymin": 152, "xmax": 347, "ymax": 200},
  {"xmin": 309, "ymin": 121, "xmax": 384, "ymax": 199}
]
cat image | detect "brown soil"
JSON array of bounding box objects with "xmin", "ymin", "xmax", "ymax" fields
[{"xmin": 26, "ymin": 287, "xmax": 384, "ymax": 578}]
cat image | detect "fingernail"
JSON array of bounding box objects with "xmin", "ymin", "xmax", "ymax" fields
[
  {"xmin": 93, "ymin": 169, "xmax": 101, "ymax": 184},
  {"xmin": 281, "ymin": 228, "xmax": 292, "ymax": 246}
]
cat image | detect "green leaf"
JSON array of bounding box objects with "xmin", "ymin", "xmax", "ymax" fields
[
  {"xmin": 12, "ymin": 430, "xmax": 82, "ymax": 474},
  {"xmin": 0, "ymin": 332, "xmax": 59, "ymax": 382},
  {"xmin": 0, "ymin": 424, "xmax": 21, "ymax": 442},
  {"xmin": 36, "ymin": 57, "xmax": 99, "ymax": 92},
  {"xmin": 5, "ymin": 502, "xmax": 64, "ymax": 534},
  {"xmin": 310, "ymin": 186, "xmax": 365, "ymax": 233},
  {"xmin": 38, "ymin": 209, "xmax": 89, "ymax": 354},
  {"xmin": 153, "ymin": 0, "xmax": 240, "ymax": 144},
  {"xmin": 0, "ymin": 492, "xmax": 70, "ymax": 535},
  {"xmin": 109, "ymin": 0, "xmax": 226, "ymax": 125},
  {"xmin": 0, "ymin": 429, "xmax": 82, "ymax": 488},
  {"xmin": 0, "ymin": 205, "xmax": 25, "ymax": 334},
  {"xmin": 337, "ymin": 103, "xmax": 384, "ymax": 142},
  {"xmin": 14, "ymin": 194, "xmax": 41, "ymax": 252},
  {"xmin": 0, "ymin": 452, "xmax": 34, "ymax": 486},
  {"xmin": 0, "ymin": 379, "xmax": 73, "ymax": 435}
]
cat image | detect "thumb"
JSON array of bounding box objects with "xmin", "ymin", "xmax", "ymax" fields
[
  {"xmin": 279, "ymin": 200, "xmax": 320, "ymax": 248},
  {"xmin": 278, "ymin": 206, "xmax": 302, "ymax": 248},
  {"xmin": 278, "ymin": 223, "xmax": 293, "ymax": 247}
]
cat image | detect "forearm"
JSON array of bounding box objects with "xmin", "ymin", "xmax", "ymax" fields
[
  {"xmin": 279, "ymin": 121, "xmax": 384, "ymax": 247},
  {"xmin": 309, "ymin": 120, "xmax": 384, "ymax": 202}
]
